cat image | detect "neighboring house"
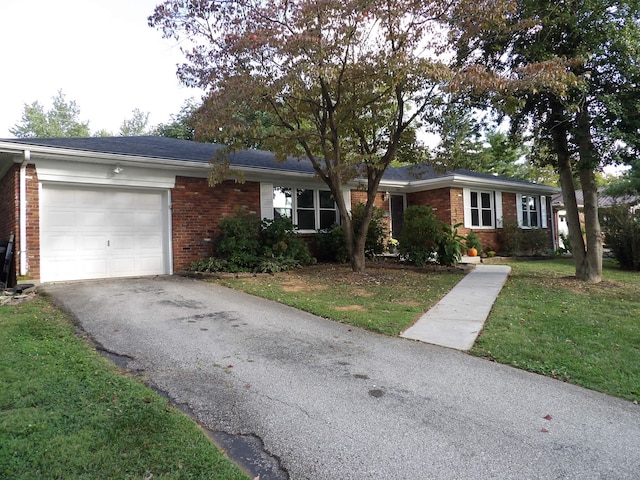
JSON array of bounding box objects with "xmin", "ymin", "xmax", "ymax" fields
[
  {"xmin": 0, "ymin": 136, "xmax": 558, "ymax": 283},
  {"xmin": 551, "ymin": 189, "xmax": 640, "ymax": 250}
]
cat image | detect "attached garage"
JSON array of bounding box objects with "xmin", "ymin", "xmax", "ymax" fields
[{"xmin": 40, "ymin": 184, "xmax": 171, "ymax": 282}]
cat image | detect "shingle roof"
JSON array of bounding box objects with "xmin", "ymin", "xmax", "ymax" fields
[
  {"xmin": 0, "ymin": 135, "xmax": 546, "ymax": 187},
  {"xmin": 552, "ymin": 189, "xmax": 640, "ymax": 208}
]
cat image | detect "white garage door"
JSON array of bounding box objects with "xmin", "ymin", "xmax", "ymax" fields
[{"xmin": 40, "ymin": 184, "xmax": 170, "ymax": 282}]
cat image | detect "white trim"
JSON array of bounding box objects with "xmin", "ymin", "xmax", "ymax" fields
[
  {"xmin": 495, "ymin": 191, "xmax": 503, "ymax": 228},
  {"xmin": 19, "ymin": 150, "xmax": 29, "ymax": 276},
  {"xmin": 260, "ymin": 183, "xmax": 274, "ymax": 220},
  {"xmin": 463, "ymin": 188, "xmax": 472, "ymax": 228},
  {"xmin": 540, "ymin": 195, "xmax": 548, "ymax": 228},
  {"xmin": 342, "ymin": 188, "xmax": 352, "ymax": 215},
  {"xmin": 516, "ymin": 194, "xmax": 524, "ymax": 227},
  {"xmin": 166, "ymin": 189, "xmax": 174, "ymax": 276}
]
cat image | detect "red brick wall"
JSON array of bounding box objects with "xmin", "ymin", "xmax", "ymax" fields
[
  {"xmin": 350, "ymin": 190, "xmax": 391, "ymax": 235},
  {"xmin": 0, "ymin": 164, "xmax": 40, "ymax": 281},
  {"xmin": 25, "ymin": 166, "xmax": 40, "ymax": 279},
  {"xmin": 171, "ymin": 177, "xmax": 260, "ymax": 270},
  {"xmin": 407, "ymin": 187, "xmax": 465, "ymax": 225},
  {"xmin": 0, "ymin": 165, "xmax": 18, "ymax": 243},
  {"xmin": 0, "ymin": 165, "xmax": 19, "ymax": 284}
]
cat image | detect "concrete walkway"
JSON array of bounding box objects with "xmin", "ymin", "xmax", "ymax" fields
[{"xmin": 401, "ymin": 264, "xmax": 511, "ymax": 350}]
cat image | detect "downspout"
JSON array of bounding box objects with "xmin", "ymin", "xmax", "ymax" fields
[{"xmin": 19, "ymin": 150, "xmax": 30, "ymax": 277}]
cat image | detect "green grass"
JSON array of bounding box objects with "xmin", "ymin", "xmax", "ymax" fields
[
  {"xmin": 0, "ymin": 297, "xmax": 249, "ymax": 480},
  {"xmin": 216, "ymin": 263, "xmax": 464, "ymax": 336},
  {"xmin": 472, "ymin": 258, "xmax": 640, "ymax": 402}
]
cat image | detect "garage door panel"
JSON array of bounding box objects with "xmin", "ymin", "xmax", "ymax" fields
[
  {"xmin": 77, "ymin": 211, "xmax": 108, "ymax": 228},
  {"xmin": 81, "ymin": 235, "xmax": 108, "ymax": 252},
  {"xmin": 77, "ymin": 190, "xmax": 106, "ymax": 207},
  {"xmin": 137, "ymin": 234, "xmax": 162, "ymax": 249},
  {"xmin": 136, "ymin": 211, "xmax": 162, "ymax": 228},
  {"xmin": 41, "ymin": 184, "xmax": 169, "ymax": 282},
  {"xmin": 46, "ymin": 234, "xmax": 77, "ymax": 252},
  {"xmin": 111, "ymin": 234, "xmax": 135, "ymax": 250},
  {"xmin": 42, "ymin": 210, "xmax": 77, "ymax": 228}
]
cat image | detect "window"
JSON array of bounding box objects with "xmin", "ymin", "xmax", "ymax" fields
[
  {"xmin": 464, "ymin": 189, "xmax": 503, "ymax": 229},
  {"xmin": 470, "ymin": 191, "xmax": 494, "ymax": 228},
  {"xmin": 273, "ymin": 186, "xmax": 337, "ymax": 231},
  {"xmin": 521, "ymin": 195, "xmax": 539, "ymax": 228},
  {"xmin": 517, "ymin": 194, "xmax": 547, "ymax": 228}
]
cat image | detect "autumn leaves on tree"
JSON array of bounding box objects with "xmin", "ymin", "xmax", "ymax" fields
[{"xmin": 150, "ymin": 0, "xmax": 640, "ymax": 281}]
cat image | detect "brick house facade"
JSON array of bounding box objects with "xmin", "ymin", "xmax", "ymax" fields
[{"xmin": 0, "ymin": 136, "xmax": 558, "ymax": 284}]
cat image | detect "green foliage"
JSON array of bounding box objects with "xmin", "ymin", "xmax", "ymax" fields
[
  {"xmin": 153, "ymin": 98, "xmax": 198, "ymax": 140},
  {"xmin": 436, "ymin": 222, "xmax": 467, "ymax": 266},
  {"xmin": 189, "ymin": 211, "xmax": 315, "ymax": 273},
  {"xmin": 500, "ymin": 220, "xmax": 550, "ymax": 256},
  {"xmin": 352, "ymin": 203, "xmax": 388, "ymax": 258},
  {"xmin": 149, "ymin": 0, "xmax": 459, "ymax": 271},
  {"xmin": 260, "ymin": 216, "xmax": 315, "ymax": 267},
  {"xmin": 315, "ymin": 226, "xmax": 349, "ymax": 263},
  {"xmin": 465, "ymin": 231, "xmax": 482, "ymax": 252},
  {"xmin": 10, "ymin": 90, "xmax": 90, "ymax": 138},
  {"xmin": 314, "ymin": 204, "xmax": 388, "ymax": 263},
  {"xmin": 215, "ymin": 211, "xmax": 262, "ymax": 270},
  {"xmin": 600, "ymin": 206, "xmax": 640, "ymax": 270},
  {"xmin": 398, "ymin": 205, "xmax": 441, "ymax": 266},
  {"xmin": 119, "ymin": 108, "xmax": 150, "ymax": 136}
]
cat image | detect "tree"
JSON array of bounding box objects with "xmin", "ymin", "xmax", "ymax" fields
[
  {"xmin": 450, "ymin": 0, "xmax": 640, "ymax": 283},
  {"xmin": 150, "ymin": 0, "xmax": 515, "ymax": 272},
  {"xmin": 119, "ymin": 108, "xmax": 150, "ymax": 136},
  {"xmin": 153, "ymin": 99, "xmax": 198, "ymax": 140},
  {"xmin": 606, "ymin": 159, "xmax": 640, "ymax": 196},
  {"xmin": 10, "ymin": 90, "xmax": 90, "ymax": 138}
]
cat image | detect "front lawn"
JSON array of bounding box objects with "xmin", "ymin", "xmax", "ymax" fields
[
  {"xmin": 215, "ymin": 263, "xmax": 464, "ymax": 336},
  {"xmin": 472, "ymin": 258, "xmax": 640, "ymax": 402},
  {"xmin": 0, "ymin": 297, "xmax": 249, "ymax": 480}
]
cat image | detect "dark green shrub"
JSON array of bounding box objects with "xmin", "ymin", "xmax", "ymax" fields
[
  {"xmin": 499, "ymin": 219, "xmax": 550, "ymax": 256},
  {"xmin": 352, "ymin": 203, "xmax": 388, "ymax": 258},
  {"xmin": 215, "ymin": 210, "xmax": 262, "ymax": 268},
  {"xmin": 399, "ymin": 205, "xmax": 441, "ymax": 266},
  {"xmin": 601, "ymin": 206, "xmax": 640, "ymax": 270},
  {"xmin": 187, "ymin": 257, "xmax": 229, "ymax": 273},
  {"xmin": 465, "ymin": 231, "xmax": 482, "ymax": 253},
  {"xmin": 314, "ymin": 203, "xmax": 388, "ymax": 262},
  {"xmin": 437, "ymin": 222, "xmax": 467, "ymax": 266},
  {"xmin": 260, "ymin": 216, "xmax": 315, "ymax": 266},
  {"xmin": 315, "ymin": 225, "xmax": 349, "ymax": 263},
  {"xmin": 191, "ymin": 210, "xmax": 315, "ymax": 273}
]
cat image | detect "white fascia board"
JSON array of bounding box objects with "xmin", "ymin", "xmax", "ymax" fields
[{"xmin": 398, "ymin": 174, "xmax": 560, "ymax": 195}]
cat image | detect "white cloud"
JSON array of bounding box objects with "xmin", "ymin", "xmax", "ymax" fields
[{"xmin": 0, "ymin": 0, "xmax": 202, "ymax": 137}]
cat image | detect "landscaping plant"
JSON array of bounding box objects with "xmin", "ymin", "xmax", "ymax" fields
[
  {"xmin": 190, "ymin": 210, "xmax": 315, "ymax": 273},
  {"xmin": 398, "ymin": 205, "xmax": 441, "ymax": 266},
  {"xmin": 600, "ymin": 206, "xmax": 640, "ymax": 270}
]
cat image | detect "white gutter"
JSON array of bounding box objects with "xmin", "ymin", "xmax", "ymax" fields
[{"xmin": 19, "ymin": 150, "xmax": 29, "ymax": 276}]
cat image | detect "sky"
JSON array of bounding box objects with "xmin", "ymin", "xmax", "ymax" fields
[{"xmin": 0, "ymin": 0, "xmax": 201, "ymax": 138}]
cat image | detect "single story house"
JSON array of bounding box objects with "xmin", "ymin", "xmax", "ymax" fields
[{"xmin": 0, "ymin": 136, "xmax": 559, "ymax": 283}]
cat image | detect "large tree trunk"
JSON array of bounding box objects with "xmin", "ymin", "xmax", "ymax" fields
[
  {"xmin": 577, "ymin": 168, "xmax": 602, "ymax": 282},
  {"xmin": 551, "ymin": 100, "xmax": 602, "ymax": 283},
  {"xmin": 574, "ymin": 106, "xmax": 602, "ymax": 283}
]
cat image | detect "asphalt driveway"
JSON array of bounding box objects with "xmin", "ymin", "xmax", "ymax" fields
[{"xmin": 45, "ymin": 276, "xmax": 640, "ymax": 479}]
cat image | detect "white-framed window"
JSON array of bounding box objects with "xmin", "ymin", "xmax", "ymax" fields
[
  {"xmin": 272, "ymin": 186, "xmax": 338, "ymax": 231},
  {"xmin": 463, "ymin": 189, "xmax": 502, "ymax": 229},
  {"xmin": 517, "ymin": 194, "xmax": 548, "ymax": 228}
]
